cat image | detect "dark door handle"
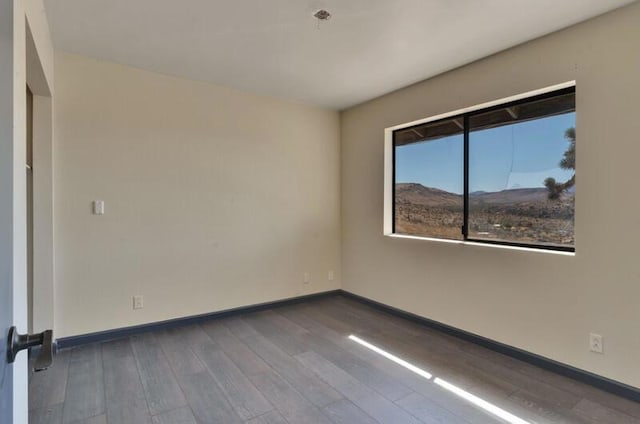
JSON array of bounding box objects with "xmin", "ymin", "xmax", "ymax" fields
[{"xmin": 7, "ymin": 326, "xmax": 53, "ymax": 372}]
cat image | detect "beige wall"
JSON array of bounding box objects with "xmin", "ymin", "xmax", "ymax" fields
[
  {"xmin": 341, "ymin": 2, "xmax": 640, "ymax": 388},
  {"xmin": 53, "ymin": 52, "xmax": 341, "ymax": 338}
]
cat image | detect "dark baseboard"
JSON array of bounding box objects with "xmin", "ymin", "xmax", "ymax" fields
[
  {"xmin": 338, "ymin": 290, "xmax": 640, "ymax": 403},
  {"xmin": 56, "ymin": 289, "xmax": 341, "ymax": 349}
]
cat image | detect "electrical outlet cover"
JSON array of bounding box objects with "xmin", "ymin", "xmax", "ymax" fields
[
  {"xmin": 133, "ymin": 295, "xmax": 144, "ymax": 309},
  {"xmin": 589, "ymin": 333, "xmax": 603, "ymax": 354}
]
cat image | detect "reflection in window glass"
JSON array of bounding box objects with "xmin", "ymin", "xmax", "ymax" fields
[
  {"xmin": 468, "ymin": 103, "xmax": 575, "ymax": 248},
  {"xmin": 394, "ymin": 119, "xmax": 463, "ymax": 240}
]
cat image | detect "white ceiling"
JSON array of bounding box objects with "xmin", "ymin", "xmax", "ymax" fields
[{"xmin": 44, "ymin": 0, "xmax": 635, "ymax": 110}]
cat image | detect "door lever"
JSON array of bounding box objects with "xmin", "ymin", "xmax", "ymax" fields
[{"xmin": 7, "ymin": 326, "xmax": 53, "ymax": 372}]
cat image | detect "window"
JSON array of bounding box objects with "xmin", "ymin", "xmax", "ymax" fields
[
  {"xmin": 391, "ymin": 86, "xmax": 575, "ymax": 252},
  {"xmin": 394, "ymin": 118, "xmax": 464, "ymax": 240}
]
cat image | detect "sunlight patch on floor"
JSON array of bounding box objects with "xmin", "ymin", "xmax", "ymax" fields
[
  {"xmin": 348, "ymin": 334, "xmax": 530, "ymax": 424},
  {"xmin": 348, "ymin": 335, "xmax": 433, "ymax": 379}
]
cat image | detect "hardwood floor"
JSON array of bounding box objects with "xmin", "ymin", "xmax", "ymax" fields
[{"xmin": 29, "ymin": 296, "xmax": 640, "ymax": 423}]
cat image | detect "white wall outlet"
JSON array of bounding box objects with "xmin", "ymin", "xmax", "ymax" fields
[
  {"xmin": 328, "ymin": 270, "xmax": 334, "ymax": 281},
  {"xmin": 303, "ymin": 272, "xmax": 310, "ymax": 284},
  {"xmin": 589, "ymin": 333, "xmax": 603, "ymax": 354},
  {"xmin": 133, "ymin": 295, "xmax": 144, "ymax": 310},
  {"xmin": 93, "ymin": 200, "xmax": 105, "ymax": 215}
]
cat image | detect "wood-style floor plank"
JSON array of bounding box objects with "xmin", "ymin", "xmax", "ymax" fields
[
  {"xmin": 200, "ymin": 320, "xmax": 271, "ymax": 377},
  {"xmin": 241, "ymin": 311, "xmax": 311, "ymax": 356},
  {"xmin": 155, "ymin": 328, "xmax": 207, "ymax": 378},
  {"xmin": 62, "ymin": 345, "xmax": 105, "ymax": 423},
  {"xmin": 321, "ymin": 398, "xmax": 379, "ymax": 424},
  {"xmin": 78, "ymin": 414, "xmax": 108, "ymax": 424},
  {"xmin": 240, "ymin": 333, "xmax": 343, "ymax": 408},
  {"xmin": 103, "ymin": 355, "xmax": 152, "ymax": 424},
  {"xmin": 295, "ymin": 350, "xmax": 423, "ymax": 424},
  {"xmin": 396, "ymin": 392, "xmax": 471, "ymax": 424},
  {"xmin": 29, "ymin": 295, "xmax": 640, "ymax": 424},
  {"xmin": 271, "ymin": 308, "xmax": 414, "ymax": 401},
  {"xmin": 286, "ymin": 304, "xmax": 510, "ymax": 423},
  {"xmin": 292, "ymin": 303, "xmax": 511, "ymax": 423},
  {"xmin": 246, "ymin": 410, "xmax": 290, "ymax": 424},
  {"xmin": 179, "ymin": 324, "xmax": 213, "ymax": 348},
  {"xmin": 29, "ymin": 403, "xmax": 63, "ymax": 424},
  {"xmin": 130, "ymin": 333, "xmax": 188, "ymax": 415},
  {"xmin": 223, "ymin": 316, "xmax": 261, "ymax": 340},
  {"xmin": 100, "ymin": 338, "xmax": 133, "ymax": 362},
  {"xmin": 29, "ymin": 349, "xmax": 70, "ymax": 411},
  {"xmin": 249, "ymin": 371, "xmax": 334, "ymax": 424},
  {"xmin": 573, "ymin": 398, "xmax": 640, "ymax": 423},
  {"xmin": 151, "ymin": 406, "xmax": 198, "ymax": 424},
  {"xmin": 178, "ymin": 370, "xmax": 243, "ymax": 424},
  {"xmin": 194, "ymin": 342, "xmax": 273, "ymax": 420}
]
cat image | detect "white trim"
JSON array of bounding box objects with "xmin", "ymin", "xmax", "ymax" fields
[{"xmin": 386, "ymin": 234, "xmax": 575, "ymax": 256}]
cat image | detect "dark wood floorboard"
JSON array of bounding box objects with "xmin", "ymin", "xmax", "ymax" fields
[
  {"xmin": 29, "ymin": 403, "xmax": 63, "ymax": 424},
  {"xmin": 62, "ymin": 344, "xmax": 105, "ymax": 423},
  {"xmin": 193, "ymin": 342, "xmax": 273, "ymax": 420},
  {"xmin": 178, "ymin": 370, "xmax": 243, "ymax": 424},
  {"xmin": 30, "ymin": 296, "xmax": 640, "ymax": 424},
  {"xmin": 273, "ymin": 310, "xmax": 414, "ymax": 401},
  {"xmin": 155, "ymin": 328, "xmax": 207, "ymax": 378},
  {"xmin": 396, "ymin": 392, "xmax": 471, "ymax": 424},
  {"xmin": 295, "ymin": 350, "xmax": 423, "ymax": 424},
  {"xmin": 200, "ymin": 320, "xmax": 272, "ymax": 377},
  {"xmin": 151, "ymin": 406, "xmax": 198, "ymax": 424},
  {"xmin": 239, "ymin": 333, "xmax": 343, "ymax": 408},
  {"xmin": 100, "ymin": 338, "xmax": 133, "ymax": 362},
  {"xmin": 245, "ymin": 410, "xmax": 289, "ymax": 424},
  {"xmin": 130, "ymin": 333, "xmax": 188, "ymax": 416},
  {"xmin": 248, "ymin": 371, "xmax": 334, "ymax": 424},
  {"xmin": 29, "ymin": 349, "xmax": 69, "ymax": 411},
  {"xmin": 321, "ymin": 398, "xmax": 379, "ymax": 424},
  {"xmin": 103, "ymin": 355, "xmax": 152, "ymax": 424},
  {"xmin": 78, "ymin": 414, "xmax": 108, "ymax": 424}
]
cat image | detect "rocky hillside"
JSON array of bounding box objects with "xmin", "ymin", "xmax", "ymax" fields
[{"xmin": 395, "ymin": 182, "xmax": 574, "ymax": 246}]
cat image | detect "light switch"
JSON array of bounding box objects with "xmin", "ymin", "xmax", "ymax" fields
[{"xmin": 93, "ymin": 200, "xmax": 105, "ymax": 215}]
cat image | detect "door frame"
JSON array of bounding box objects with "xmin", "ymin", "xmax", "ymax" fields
[
  {"xmin": 0, "ymin": 1, "xmax": 54, "ymax": 422},
  {"xmin": 26, "ymin": 20, "xmax": 54, "ymax": 338}
]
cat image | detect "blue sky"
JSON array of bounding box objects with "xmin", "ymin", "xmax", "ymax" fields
[{"xmin": 395, "ymin": 112, "xmax": 575, "ymax": 194}]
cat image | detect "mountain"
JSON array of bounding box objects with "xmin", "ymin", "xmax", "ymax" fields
[
  {"xmin": 395, "ymin": 183, "xmax": 461, "ymax": 207},
  {"xmin": 396, "ymin": 183, "xmax": 569, "ymax": 207},
  {"xmin": 469, "ymin": 187, "xmax": 550, "ymax": 204},
  {"xmin": 395, "ymin": 183, "xmax": 574, "ymax": 245}
]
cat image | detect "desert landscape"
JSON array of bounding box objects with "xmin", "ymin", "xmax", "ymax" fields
[{"xmin": 395, "ymin": 182, "xmax": 574, "ymax": 246}]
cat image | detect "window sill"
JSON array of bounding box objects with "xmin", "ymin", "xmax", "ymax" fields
[{"xmin": 385, "ymin": 233, "xmax": 575, "ymax": 256}]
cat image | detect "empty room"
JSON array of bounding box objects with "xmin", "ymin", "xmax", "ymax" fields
[{"xmin": 2, "ymin": 0, "xmax": 640, "ymax": 423}]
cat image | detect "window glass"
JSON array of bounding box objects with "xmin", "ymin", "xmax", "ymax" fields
[
  {"xmin": 394, "ymin": 119, "xmax": 464, "ymax": 240},
  {"xmin": 468, "ymin": 94, "xmax": 575, "ymax": 248},
  {"xmin": 391, "ymin": 87, "xmax": 576, "ymax": 251}
]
